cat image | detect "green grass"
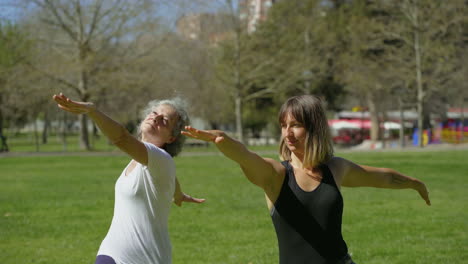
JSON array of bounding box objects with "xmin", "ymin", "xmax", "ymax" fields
[
  {"xmin": 0, "ymin": 150, "xmax": 467, "ymax": 263},
  {"xmin": 4, "ymin": 133, "xmax": 278, "ymax": 153},
  {"xmin": 5, "ymin": 133, "xmax": 118, "ymax": 152}
]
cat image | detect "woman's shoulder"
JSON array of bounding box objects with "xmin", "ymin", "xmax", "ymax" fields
[
  {"xmin": 263, "ymin": 157, "xmax": 287, "ymax": 173},
  {"xmin": 326, "ymin": 156, "xmax": 351, "ymax": 168},
  {"xmin": 327, "ymin": 156, "xmax": 357, "ymax": 172},
  {"xmin": 143, "ymin": 142, "xmax": 175, "ymax": 172},
  {"xmin": 262, "ymin": 157, "xmax": 287, "ymax": 206},
  {"xmin": 144, "ymin": 142, "xmax": 172, "ymax": 158},
  {"xmin": 325, "ymin": 156, "xmax": 352, "ymax": 186}
]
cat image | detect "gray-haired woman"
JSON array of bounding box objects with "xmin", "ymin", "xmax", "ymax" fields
[
  {"xmin": 53, "ymin": 93, "xmax": 205, "ymax": 264},
  {"xmin": 182, "ymin": 95, "xmax": 430, "ymax": 264}
]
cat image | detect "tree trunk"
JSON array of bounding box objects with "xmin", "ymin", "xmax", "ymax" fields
[
  {"xmin": 381, "ymin": 110, "xmax": 388, "ymax": 149},
  {"xmin": 91, "ymin": 123, "xmax": 100, "ymax": 147},
  {"xmin": 366, "ymin": 92, "xmax": 380, "ymax": 144},
  {"xmin": 398, "ymin": 97, "xmax": 406, "ymax": 148},
  {"xmin": 461, "ymin": 98, "xmax": 465, "ymax": 143},
  {"xmin": 79, "ymin": 114, "xmax": 90, "ymax": 150},
  {"xmin": 60, "ymin": 111, "xmax": 68, "ymax": 152},
  {"xmin": 413, "ymin": 0, "xmax": 425, "ymax": 148},
  {"xmin": 33, "ymin": 117, "xmax": 40, "ymax": 152},
  {"xmin": 232, "ymin": 11, "xmax": 244, "ymax": 144},
  {"xmin": 0, "ymin": 107, "xmax": 9, "ymax": 152},
  {"xmin": 78, "ymin": 67, "xmax": 91, "ymax": 150},
  {"xmin": 42, "ymin": 110, "xmax": 50, "ymax": 144},
  {"xmin": 235, "ymin": 95, "xmax": 244, "ymax": 143}
]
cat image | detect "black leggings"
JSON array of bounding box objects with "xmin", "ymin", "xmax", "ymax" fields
[{"xmin": 95, "ymin": 255, "xmax": 116, "ymax": 264}]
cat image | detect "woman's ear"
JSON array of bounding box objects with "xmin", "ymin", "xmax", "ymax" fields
[{"xmin": 167, "ymin": 135, "xmax": 177, "ymax": 144}]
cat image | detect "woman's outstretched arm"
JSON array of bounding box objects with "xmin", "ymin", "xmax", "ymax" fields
[
  {"xmin": 53, "ymin": 93, "xmax": 147, "ymax": 164},
  {"xmin": 182, "ymin": 126, "xmax": 283, "ymax": 191},
  {"xmin": 333, "ymin": 157, "xmax": 431, "ymax": 206},
  {"xmin": 173, "ymin": 177, "xmax": 206, "ymax": 206}
]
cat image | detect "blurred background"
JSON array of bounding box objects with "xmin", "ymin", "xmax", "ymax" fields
[{"xmin": 0, "ymin": 0, "xmax": 467, "ymax": 153}]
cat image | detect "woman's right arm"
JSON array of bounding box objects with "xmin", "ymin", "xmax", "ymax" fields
[
  {"xmin": 53, "ymin": 93, "xmax": 148, "ymax": 165},
  {"xmin": 182, "ymin": 126, "xmax": 281, "ymax": 190}
]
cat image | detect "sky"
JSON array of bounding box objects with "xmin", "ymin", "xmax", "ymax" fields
[
  {"xmin": 156, "ymin": 0, "xmax": 238, "ymax": 27},
  {"xmin": 0, "ymin": 0, "xmax": 22, "ymax": 22},
  {"xmin": 0, "ymin": 0, "xmax": 238, "ymax": 26}
]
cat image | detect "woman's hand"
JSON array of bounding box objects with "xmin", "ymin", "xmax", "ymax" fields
[
  {"xmin": 173, "ymin": 177, "xmax": 206, "ymax": 207},
  {"xmin": 181, "ymin": 126, "xmax": 225, "ymax": 143},
  {"xmin": 414, "ymin": 180, "xmax": 431, "ymax": 206},
  {"xmin": 173, "ymin": 192, "xmax": 206, "ymax": 207},
  {"xmin": 52, "ymin": 93, "xmax": 96, "ymax": 115}
]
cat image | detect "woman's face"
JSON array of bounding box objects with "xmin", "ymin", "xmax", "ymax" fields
[
  {"xmin": 281, "ymin": 112, "xmax": 307, "ymax": 155},
  {"xmin": 140, "ymin": 104, "xmax": 179, "ymax": 147}
]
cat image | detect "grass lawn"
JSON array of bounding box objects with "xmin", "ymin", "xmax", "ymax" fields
[
  {"xmin": 0, "ymin": 150, "xmax": 467, "ymax": 263},
  {"xmin": 4, "ymin": 133, "xmax": 277, "ymax": 153}
]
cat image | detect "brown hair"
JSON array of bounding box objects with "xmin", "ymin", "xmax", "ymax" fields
[{"xmin": 278, "ymin": 95, "xmax": 334, "ymax": 169}]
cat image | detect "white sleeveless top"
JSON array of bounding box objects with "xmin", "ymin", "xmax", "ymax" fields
[{"xmin": 97, "ymin": 142, "xmax": 176, "ymax": 264}]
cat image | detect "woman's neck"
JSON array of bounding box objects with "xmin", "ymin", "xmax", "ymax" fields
[
  {"xmin": 141, "ymin": 135, "xmax": 165, "ymax": 148},
  {"xmin": 290, "ymin": 152, "xmax": 321, "ymax": 178},
  {"xmin": 290, "ymin": 152, "xmax": 304, "ymax": 168}
]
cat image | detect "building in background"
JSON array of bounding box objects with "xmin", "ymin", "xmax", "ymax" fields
[
  {"xmin": 177, "ymin": 0, "xmax": 276, "ymax": 44},
  {"xmin": 239, "ymin": 0, "xmax": 276, "ymax": 33},
  {"xmin": 176, "ymin": 13, "xmax": 235, "ymax": 45},
  {"xmin": 176, "ymin": 13, "xmax": 205, "ymax": 41}
]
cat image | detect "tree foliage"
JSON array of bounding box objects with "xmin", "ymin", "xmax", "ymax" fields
[
  {"xmin": 0, "ymin": 20, "xmax": 32, "ymax": 151},
  {"xmin": 1, "ymin": 0, "xmax": 467, "ymax": 150},
  {"xmin": 16, "ymin": 0, "xmax": 167, "ymax": 149}
]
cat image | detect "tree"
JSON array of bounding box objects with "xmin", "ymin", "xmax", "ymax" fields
[
  {"xmin": 19, "ymin": 0, "xmax": 163, "ymax": 150},
  {"xmin": 177, "ymin": 38, "xmax": 234, "ymax": 128},
  {"xmin": 383, "ymin": 0, "xmax": 467, "ymax": 147},
  {"xmin": 0, "ymin": 20, "xmax": 30, "ymax": 152},
  {"xmin": 244, "ymin": 0, "xmax": 347, "ymax": 120},
  {"xmin": 213, "ymin": 0, "xmax": 347, "ymax": 142},
  {"xmin": 335, "ymin": 0, "xmax": 396, "ymax": 143},
  {"xmin": 200, "ymin": 0, "xmax": 270, "ymax": 143},
  {"xmin": 443, "ymin": 4, "xmax": 468, "ymax": 142},
  {"xmin": 333, "ymin": 0, "xmax": 466, "ymax": 147}
]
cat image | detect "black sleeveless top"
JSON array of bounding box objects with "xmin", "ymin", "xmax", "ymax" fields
[{"xmin": 271, "ymin": 161, "xmax": 348, "ymax": 264}]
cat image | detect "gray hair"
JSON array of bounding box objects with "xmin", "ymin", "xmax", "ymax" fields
[{"xmin": 138, "ymin": 97, "xmax": 190, "ymax": 157}]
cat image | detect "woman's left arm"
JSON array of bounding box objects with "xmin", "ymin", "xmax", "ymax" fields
[
  {"xmin": 173, "ymin": 177, "xmax": 206, "ymax": 207},
  {"xmin": 338, "ymin": 158, "xmax": 431, "ymax": 206},
  {"xmin": 53, "ymin": 93, "xmax": 148, "ymax": 164}
]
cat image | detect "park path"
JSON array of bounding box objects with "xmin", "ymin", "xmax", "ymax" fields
[{"xmin": 1, "ymin": 143, "xmax": 467, "ymax": 158}]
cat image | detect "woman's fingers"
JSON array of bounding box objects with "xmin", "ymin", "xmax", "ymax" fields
[
  {"xmin": 184, "ymin": 126, "xmax": 199, "ymax": 135},
  {"xmin": 52, "ymin": 94, "xmax": 62, "ymax": 102},
  {"xmin": 173, "ymin": 198, "xmax": 182, "ymax": 207},
  {"xmin": 58, "ymin": 105, "xmax": 84, "ymax": 114},
  {"xmin": 182, "ymin": 126, "xmax": 211, "ymax": 141},
  {"xmin": 53, "ymin": 93, "xmax": 68, "ymax": 101},
  {"xmin": 420, "ymin": 190, "xmax": 431, "ymax": 206},
  {"xmin": 53, "ymin": 93, "xmax": 93, "ymax": 115},
  {"xmin": 417, "ymin": 183, "xmax": 431, "ymax": 206},
  {"xmin": 173, "ymin": 194, "xmax": 206, "ymax": 207},
  {"xmin": 53, "ymin": 94, "xmax": 72, "ymax": 107},
  {"xmin": 183, "ymin": 194, "xmax": 206, "ymax": 204},
  {"xmin": 181, "ymin": 130, "xmax": 197, "ymax": 139}
]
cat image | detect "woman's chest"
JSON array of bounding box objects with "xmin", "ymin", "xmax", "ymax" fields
[
  {"xmin": 293, "ymin": 169, "xmax": 322, "ymax": 192},
  {"xmin": 116, "ymin": 164, "xmax": 149, "ymax": 198}
]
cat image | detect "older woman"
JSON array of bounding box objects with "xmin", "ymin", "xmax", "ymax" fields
[
  {"xmin": 53, "ymin": 93, "xmax": 204, "ymax": 264},
  {"xmin": 182, "ymin": 95, "xmax": 430, "ymax": 264}
]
